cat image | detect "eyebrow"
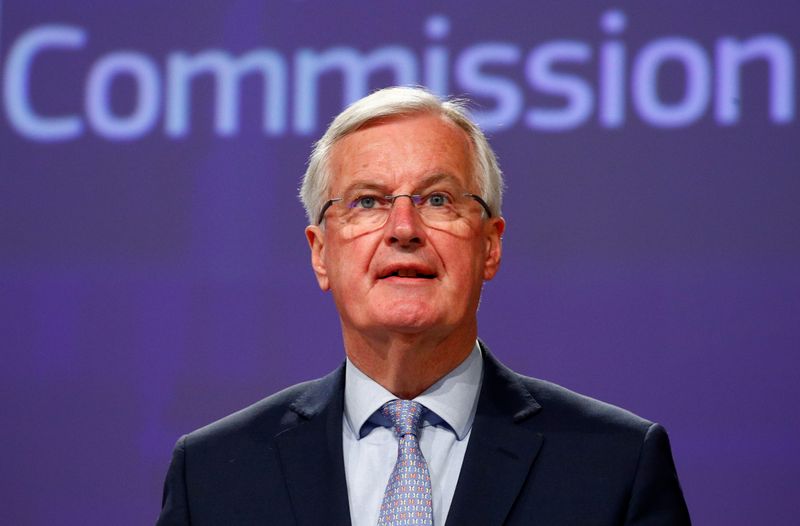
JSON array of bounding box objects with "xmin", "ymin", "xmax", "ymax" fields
[{"xmin": 337, "ymin": 173, "xmax": 463, "ymax": 196}]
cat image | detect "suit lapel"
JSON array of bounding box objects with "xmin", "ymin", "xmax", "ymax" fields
[
  {"xmin": 445, "ymin": 345, "xmax": 544, "ymax": 526},
  {"xmin": 274, "ymin": 365, "xmax": 352, "ymax": 526}
]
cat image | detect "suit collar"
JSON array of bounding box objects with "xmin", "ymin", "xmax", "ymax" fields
[
  {"xmin": 445, "ymin": 340, "xmax": 544, "ymax": 525},
  {"xmin": 476, "ymin": 340, "xmax": 542, "ymax": 421},
  {"xmin": 286, "ymin": 364, "xmax": 346, "ymax": 418},
  {"xmin": 275, "ymin": 364, "xmax": 352, "ymax": 526}
]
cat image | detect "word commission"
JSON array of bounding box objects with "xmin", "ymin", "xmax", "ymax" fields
[{"xmin": 1, "ymin": 11, "xmax": 795, "ymax": 142}]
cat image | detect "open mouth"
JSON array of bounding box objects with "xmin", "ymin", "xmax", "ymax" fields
[{"xmin": 379, "ymin": 268, "xmax": 437, "ymax": 279}]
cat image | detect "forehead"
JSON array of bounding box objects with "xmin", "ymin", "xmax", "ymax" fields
[{"xmin": 328, "ymin": 113, "xmax": 475, "ymax": 192}]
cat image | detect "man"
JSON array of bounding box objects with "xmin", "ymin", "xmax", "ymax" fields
[{"xmin": 157, "ymin": 87, "xmax": 690, "ymax": 525}]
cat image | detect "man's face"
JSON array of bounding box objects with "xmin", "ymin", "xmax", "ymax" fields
[{"xmin": 305, "ymin": 113, "xmax": 504, "ymax": 340}]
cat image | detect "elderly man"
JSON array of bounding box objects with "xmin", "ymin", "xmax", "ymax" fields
[{"xmin": 157, "ymin": 87, "xmax": 690, "ymax": 525}]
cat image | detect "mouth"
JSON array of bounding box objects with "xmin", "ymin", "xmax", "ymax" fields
[{"xmin": 378, "ymin": 267, "xmax": 437, "ymax": 280}]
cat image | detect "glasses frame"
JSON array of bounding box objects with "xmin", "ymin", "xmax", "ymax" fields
[{"xmin": 316, "ymin": 192, "xmax": 493, "ymax": 225}]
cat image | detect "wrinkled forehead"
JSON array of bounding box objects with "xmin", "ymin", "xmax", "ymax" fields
[{"xmin": 327, "ymin": 113, "xmax": 478, "ymax": 194}]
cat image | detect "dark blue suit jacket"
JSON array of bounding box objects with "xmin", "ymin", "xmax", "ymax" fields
[{"xmin": 157, "ymin": 343, "xmax": 690, "ymax": 525}]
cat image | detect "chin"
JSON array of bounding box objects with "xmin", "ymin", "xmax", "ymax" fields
[{"xmin": 373, "ymin": 304, "xmax": 442, "ymax": 333}]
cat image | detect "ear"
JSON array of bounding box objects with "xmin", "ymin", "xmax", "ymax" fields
[
  {"xmin": 305, "ymin": 225, "xmax": 330, "ymax": 291},
  {"xmin": 482, "ymin": 216, "xmax": 505, "ymax": 281}
]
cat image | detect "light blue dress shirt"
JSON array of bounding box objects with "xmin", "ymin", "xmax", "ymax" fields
[{"xmin": 342, "ymin": 342, "xmax": 483, "ymax": 526}]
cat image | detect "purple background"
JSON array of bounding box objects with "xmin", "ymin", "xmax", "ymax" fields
[{"xmin": 1, "ymin": 1, "xmax": 798, "ymax": 524}]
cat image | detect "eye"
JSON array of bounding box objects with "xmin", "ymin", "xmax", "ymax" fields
[
  {"xmin": 349, "ymin": 194, "xmax": 383, "ymax": 209},
  {"xmin": 358, "ymin": 196, "xmax": 377, "ymax": 208},
  {"xmin": 425, "ymin": 192, "xmax": 451, "ymax": 207}
]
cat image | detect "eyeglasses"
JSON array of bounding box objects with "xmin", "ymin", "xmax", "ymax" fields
[{"xmin": 317, "ymin": 190, "xmax": 492, "ymax": 228}]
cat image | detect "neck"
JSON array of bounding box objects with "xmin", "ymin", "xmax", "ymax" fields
[{"xmin": 342, "ymin": 323, "xmax": 477, "ymax": 399}]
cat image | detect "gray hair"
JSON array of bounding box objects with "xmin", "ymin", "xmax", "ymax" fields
[{"xmin": 299, "ymin": 86, "xmax": 504, "ymax": 225}]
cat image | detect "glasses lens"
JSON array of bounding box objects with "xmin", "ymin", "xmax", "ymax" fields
[
  {"xmin": 341, "ymin": 191, "xmax": 390, "ymax": 229},
  {"xmin": 416, "ymin": 192, "xmax": 462, "ymax": 223}
]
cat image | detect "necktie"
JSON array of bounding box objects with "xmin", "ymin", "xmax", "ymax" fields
[{"xmin": 377, "ymin": 399, "xmax": 433, "ymax": 525}]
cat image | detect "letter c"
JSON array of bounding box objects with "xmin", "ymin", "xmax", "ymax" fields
[{"xmin": 3, "ymin": 25, "xmax": 86, "ymax": 141}]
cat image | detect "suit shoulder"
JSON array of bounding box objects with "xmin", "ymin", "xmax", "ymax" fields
[
  {"xmin": 480, "ymin": 342, "xmax": 656, "ymax": 435},
  {"xmin": 517, "ymin": 373, "xmax": 655, "ymax": 434},
  {"xmin": 184, "ymin": 367, "xmax": 343, "ymax": 449}
]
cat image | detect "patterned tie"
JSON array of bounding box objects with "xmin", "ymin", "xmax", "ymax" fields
[{"xmin": 377, "ymin": 400, "xmax": 433, "ymax": 526}]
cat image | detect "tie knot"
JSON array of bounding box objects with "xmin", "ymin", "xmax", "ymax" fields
[{"xmin": 381, "ymin": 399, "xmax": 425, "ymax": 437}]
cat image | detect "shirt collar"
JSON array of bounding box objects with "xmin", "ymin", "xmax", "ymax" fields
[{"xmin": 344, "ymin": 341, "xmax": 483, "ymax": 441}]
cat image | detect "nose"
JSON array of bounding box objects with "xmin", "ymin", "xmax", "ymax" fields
[{"xmin": 384, "ymin": 195, "xmax": 426, "ymax": 248}]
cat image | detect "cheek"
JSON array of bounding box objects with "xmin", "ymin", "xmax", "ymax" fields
[
  {"xmin": 325, "ymin": 239, "xmax": 371, "ymax": 288},
  {"xmin": 441, "ymin": 240, "xmax": 486, "ymax": 283}
]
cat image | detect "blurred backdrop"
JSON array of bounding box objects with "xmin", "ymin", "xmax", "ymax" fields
[{"xmin": 1, "ymin": 1, "xmax": 798, "ymax": 524}]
